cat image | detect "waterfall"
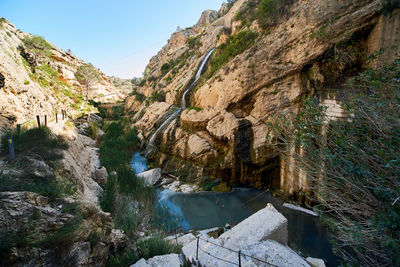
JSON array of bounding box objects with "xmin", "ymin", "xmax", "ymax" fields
[
  {"xmin": 181, "ymin": 48, "xmax": 215, "ymax": 108},
  {"xmin": 144, "ymin": 48, "xmax": 215, "ymax": 157}
]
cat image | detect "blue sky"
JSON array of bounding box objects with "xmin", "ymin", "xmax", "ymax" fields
[{"xmin": 0, "ymin": 0, "xmax": 225, "ymax": 78}]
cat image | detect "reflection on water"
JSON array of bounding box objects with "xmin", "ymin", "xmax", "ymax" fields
[
  {"xmin": 158, "ymin": 188, "xmax": 338, "ymax": 266},
  {"xmin": 130, "ymin": 152, "xmax": 148, "ymax": 174}
]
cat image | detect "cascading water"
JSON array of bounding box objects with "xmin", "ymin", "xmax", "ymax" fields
[{"xmin": 144, "ymin": 48, "xmax": 215, "ymax": 157}]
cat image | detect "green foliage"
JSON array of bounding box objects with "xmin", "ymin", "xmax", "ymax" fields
[
  {"xmin": 206, "ymin": 30, "xmax": 257, "ymax": 79},
  {"xmin": 137, "ymin": 236, "xmax": 181, "ymax": 260},
  {"xmin": 256, "ymin": 0, "xmax": 293, "ymax": 30},
  {"xmin": 187, "ymin": 106, "xmax": 202, "ymax": 112},
  {"xmin": 87, "ymin": 231, "xmax": 102, "ymax": 247},
  {"xmin": 86, "ymin": 121, "xmax": 99, "ymax": 140},
  {"xmin": 24, "ymin": 80, "xmax": 29, "ymax": 85},
  {"xmin": 381, "ymin": 0, "xmax": 400, "ymax": 14},
  {"xmin": 152, "ymin": 203, "xmax": 182, "ymax": 233},
  {"xmin": 22, "ymin": 35, "xmax": 52, "ymax": 57},
  {"xmin": 187, "ymin": 35, "xmax": 202, "ymax": 50},
  {"xmin": 0, "ymin": 17, "xmax": 6, "ymax": 28},
  {"xmin": 268, "ymin": 60, "xmax": 400, "ymax": 266},
  {"xmin": 75, "ymin": 64, "xmax": 101, "ymax": 99},
  {"xmin": 148, "ymin": 90, "xmax": 166, "ymax": 102},
  {"xmin": 160, "ymin": 62, "xmax": 171, "ymax": 75},
  {"xmin": 39, "ymin": 214, "xmax": 82, "ymax": 247},
  {"xmin": 37, "ymin": 64, "xmax": 58, "ymax": 79},
  {"xmin": 99, "ymin": 123, "xmax": 139, "ymax": 171},
  {"xmin": 1, "ymin": 127, "xmax": 68, "ymax": 163}
]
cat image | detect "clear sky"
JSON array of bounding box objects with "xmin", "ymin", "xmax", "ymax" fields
[{"xmin": 0, "ymin": 0, "xmax": 225, "ymax": 79}]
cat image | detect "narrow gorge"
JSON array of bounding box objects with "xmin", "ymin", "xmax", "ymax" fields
[{"xmin": 1, "ymin": 0, "xmax": 400, "ymax": 266}]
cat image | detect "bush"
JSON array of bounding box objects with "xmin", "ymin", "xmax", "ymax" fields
[
  {"xmin": 206, "ymin": 30, "xmax": 257, "ymax": 79},
  {"xmin": 99, "ymin": 123, "xmax": 139, "ymax": 171},
  {"xmin": 268, "ymin": 60, "xmax": 400, "ymax": 266},
  {"xmin": 148, "ymin": 90, "xmax": 166, "ymax": 102},
  {"xmin": 131, "ymin": 89, "xmax": 146, "ymax": 102},
  {"xmin": 187, "ymin": 35, "xmax": 202, "ymax": 50},
  {"xmin": 22, "ymin": 35, "xmax": 52, "ymax": 57},
  {"xmin": 137, "ymin": 236, "xmax": 181, "ymax": 260},
  {"xmin": 160, "ymin": 63, "xmax": 171, "ymax": 75},
  {"xmin": 256, "ymin": 0, "xmax": 293, "ymax": 30},
  {"xmin": 1, "ymin": 127, "xmax": 68, "ymax": 163}
]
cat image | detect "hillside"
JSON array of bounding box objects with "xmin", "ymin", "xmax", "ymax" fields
[
  {"xmin": 126, "ymin": 0, "xmax": 400, "ymax": 191},
  {"xmin": 0, "ymin": 18, "xmax": 125, "ymax": 136}
]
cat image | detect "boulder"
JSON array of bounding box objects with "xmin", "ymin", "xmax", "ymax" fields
[
  {"xmin": 206, "ymin": 111, "xmax": 239, "ymax": 142},
  {"xmin": 166, "ymin": 233, "xmax": 196, "ymax": 247},
  {"xmin": 137, "ymin": 168, "xmax": 162, "ymax": 186},
  {"xmin": 94, "ymin": 166, "xmax": 108, "ymax": 187},
  {"xmin": 182, "ymin": 204, "xmax": 309, "ymax": 267},
  {"xmin": 132, "ymin": 253, "xmax": 181, "ymax": 267},
  {"xmin": 306, "ymin": 257, "xmax": 326, "ymax": 267}
]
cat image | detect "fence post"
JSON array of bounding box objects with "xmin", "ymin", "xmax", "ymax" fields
[
  {"xmin": 55, "ymin": 112, "xmax": 58, "ymax": 123},
  {"xmin": 36, "ymin": 115, "xmax": 41, "ymax": 128},
  {"xmin": 44, "ymin": 115, "xmax": 47, "ymax": 126},
  {"xmin": 196, "ymin": 236, "xmax": 199, "ymax": 261},
  {"xmin": 238, "ymin": 250, "xmax": 241, "ymax": 267},
  {"xmin": 8, "ymin": 136, "xmax": 15, "ymax": 160},
  {"xmin": 17, "ymin": 124, "xmax": 21, "ymax": 134}
]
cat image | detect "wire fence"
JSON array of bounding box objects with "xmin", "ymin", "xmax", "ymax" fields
[{"xmin": 196, "ymin": 236, "xmax": 279, "ymax": 267}]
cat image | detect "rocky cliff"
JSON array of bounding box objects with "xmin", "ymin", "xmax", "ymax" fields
[
  {"xmin": 0, "ymin": 19, "xmax": 127, "ymax": 266},
  {"xmin": 0, "ymin": 18, "xmax": 125, "ymax": 138},
  {"xmin": 126, "ymin": 0, "xmax": 400, "ymax": 195}
]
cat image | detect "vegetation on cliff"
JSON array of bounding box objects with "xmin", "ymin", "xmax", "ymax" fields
[
  {"xmin": 206, "ymin": 30, "xmax": 257, "ymax": 79},
  {"xmin": 268, "ymin": 60, "xmax": 400, "ymax": 266},
  {"xmin": 97, "ymin": 118, "xmax": 180, "ymax": 266}
]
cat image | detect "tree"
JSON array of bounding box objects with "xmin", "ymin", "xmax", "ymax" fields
[
  {"xmin": 268, "ymin": 60, "xmax": 400, "ymax": 266},
  {"xmin": 75, "ymin": 64, "xmax": 100, "ymax": 100}
]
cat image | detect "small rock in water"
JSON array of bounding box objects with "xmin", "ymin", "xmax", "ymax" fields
[{"xmin": 306, "ymin": 257, "xmax": 326, "ymax": 267}]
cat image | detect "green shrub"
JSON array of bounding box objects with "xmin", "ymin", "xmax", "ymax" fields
[
  {"xmin": 22, "ymin": 35, "xmax": 52, "ymax": 57},
  {"xmin": 187, "ymin": 35, "xmax": 202, "ymax": 50},
  {"xmin": 24, "ymin": 80, "xmax": 29, "ymax": 85},
  {"xmin": 161, "ymin": 63, "xmax": 171, "ymax": 75},
  {"xmin": 381, "ymin": 0, "xmax": 400, "ymax": 14},
  {"xmin": 187, "ymin": 106, "xmax": 202, "ymax": 112},
  {"xmin": 1, "ymin": 127, "xmax": 68, "ymax": 163},
  {"xmin": 256, "ymin": 0, "xmax": 293, "ymax": 30},
  {"xmin": 206, "ymin": 30, "xmax": 257, "ymax": 79},
  {"xmin": 0, "ymin": 17, "xmax": 6, "ymax": 29},
  {"xmin": 268, "ymin": 60, "xmax": 400, "ymax": 266},
  {"xmin": 131, "ymin": 89, "xmax": 146, "ymax": 102},
  {"xmin": 137, "ymin": 236, "xmax": 181, "ymax": 260},
  {"xmin": 99, "ymin": 175, "xmax": 117, "ymax": 212},
  {"xmin": 148, "ymin": 90, "xmax": 166, "ymax": 102},
  {"xmin": 99, "ymin": 123, "xmax": 139, "ymax": 171}
]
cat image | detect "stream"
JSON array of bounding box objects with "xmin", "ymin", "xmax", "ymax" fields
[{"xmin": 130, "ymin": 152, "xmax": 338, "ymax": 266}]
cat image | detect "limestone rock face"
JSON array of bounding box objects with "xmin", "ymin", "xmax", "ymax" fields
[
  {"xmin": 0, "ymin": 19, "xmax": 122, "ymax": 134},
  {"xmin": 135, "ymin": 102, "xmax": 173, "ymax": 138},
  {"xmin": 132, "ymin": 0, "xmax": 397, "ymax": 193},
  {"xmin": 132, "ymin": 253, "xmax": 181, "ymax": 267},
  {"xmin": 125, "ymin": 95, "xmax": 143, "ymax": 113}
]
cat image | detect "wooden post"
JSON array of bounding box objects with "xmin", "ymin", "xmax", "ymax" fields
[
  {"xmin": 196, "ymin": 236, "xmax": 199, "ymax": 261},
  {"xmin": 62, "ymin": 110, "xmax": 65, "ymax": 120},
  {"xmin": 7, "ymin": 136, "xmax": 15, "ymax": 160},
  {"xmin": 238, "ymin": 250, "xmax": 241, "ymax": 267},
  {"xmin": 36, "ymin": 115, "xmax": 41, "ymax": 128},
  {"xmin": 17, "ymin": 124, "xmax": 21, "ymax": 134},
  {"xmin": 44, "ymin": 115, "xmax": 47, "ymax": 126},
  {"xmin": 55, "ymin": 112, "xmax": 58, "ymax": 123}
]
